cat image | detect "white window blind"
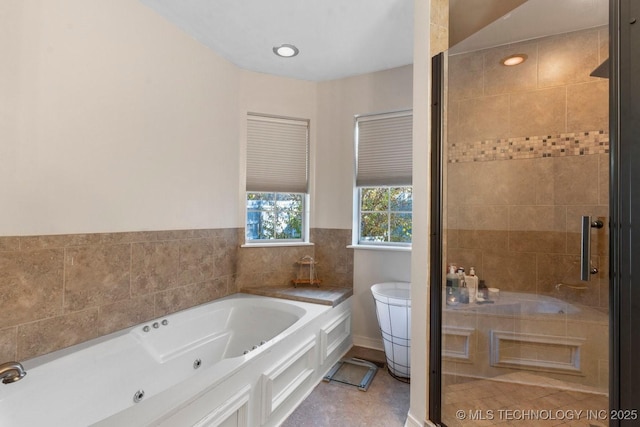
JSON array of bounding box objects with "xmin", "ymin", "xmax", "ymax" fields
[
  {"xmin": 356, "ymin": 110, "xmax": 413, "ymax": 187},
  {"xmin": 246, "ymin": 114, "xmax": 309, "ymax": 193}
]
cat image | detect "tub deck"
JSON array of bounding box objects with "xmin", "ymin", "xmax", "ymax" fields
[{"xmin": 243, "ymin": 286, "xmax": 352, "ymax": 307}]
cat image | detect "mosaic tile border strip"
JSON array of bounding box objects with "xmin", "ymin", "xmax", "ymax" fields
[{"xmin": 448, "ymin": 130, "xmax": 609, "ymax": 163}]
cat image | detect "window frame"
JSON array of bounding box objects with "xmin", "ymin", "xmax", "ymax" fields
[
  {"xmin": 353, "ymin": 109, "xmax": 413, "ymax": 248},
  {"xmin": 244, "ymin": 112, "xmax": 311, "ymax": 246}
]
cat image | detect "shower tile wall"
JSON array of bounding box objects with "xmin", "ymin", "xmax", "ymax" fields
[
  {"xmin": 446, "ymin": 26, "xmax": 609, "ymax": 309},
  {"xmin": 0, "ymin": 227, "xmax": 353, "ymax": 361},
  {"xmin": 430, "ymin": 0, "xmax": 449, "ymax": 56}
]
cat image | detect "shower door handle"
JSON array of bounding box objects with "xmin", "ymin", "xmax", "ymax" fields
[{"xmin": 580, "ymin": 216, "xmax": 603, "ymax": 281}]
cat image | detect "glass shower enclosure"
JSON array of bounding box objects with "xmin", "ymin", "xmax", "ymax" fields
[{"xmin": 431, "ymin": 1, "xmax": 611, "ymax": 425}]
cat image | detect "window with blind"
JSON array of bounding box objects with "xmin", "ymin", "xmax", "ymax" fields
[
  {"xmin": 246, "ymin": 114, "xmax": 309, "ymax": 242},
  {"xmin": 355, "ymin": 110, "xmax": 413, "ymax": 245}
]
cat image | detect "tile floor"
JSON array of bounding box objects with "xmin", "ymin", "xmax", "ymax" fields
[
  {"xmin": 441, "ymin": 373, "xmax": 609, "ymax": 427},
  {"xmin": 282, "ymin": 347, "xmax": 609, "ymax": 427},
  {"xmin": 282, "ymin": 347, "xmax": 411, "ymax": 427}
]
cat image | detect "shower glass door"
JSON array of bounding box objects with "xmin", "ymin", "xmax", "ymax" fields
[{"xmin": 437, "ymin": 1, "xmax": 610, "ymax": 425}]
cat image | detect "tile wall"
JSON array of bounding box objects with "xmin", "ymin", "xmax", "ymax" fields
[
  {"xmin": 310, "ymin": 228, "xmax": 354, "ymax": 287},
  {"xmin": 235, "ymin": 228, "xmax": 353, "ymax": 289},
  {"xmin": 430, "ymin": 0, "xmax": 449, "ymax": 56},
  {"xmin": 0, "ymin": 227, "xmax": 353, "ymax": 361},
  {"xmin": 446, "ymin": 27, "xmax": 609, "ymax": 309}
]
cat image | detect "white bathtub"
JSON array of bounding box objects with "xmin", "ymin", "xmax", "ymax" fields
[
  {"xmin": 0, "ymin": 294, "xmax": 353, "ymax": 427},
  {"xmin": 443, "ymin": 291, "xmax": 608, "ymax": 391}
]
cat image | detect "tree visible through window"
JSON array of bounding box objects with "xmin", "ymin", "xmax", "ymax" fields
[
  {"xmin": 360, "ymin": 186, "xmax": 412, "ymax": 244},
  {"xmin": 246, "ymin": 192, "xmax": 304, "ymax": 241}
]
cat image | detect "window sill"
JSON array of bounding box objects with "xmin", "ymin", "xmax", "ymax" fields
[
  {"xmin": 241, "ymin": 242, "xmax": 315, "ymax": 248},
  {"xmin": 347, "ymin": 244, "xmax": 411, "ymax": 252}
]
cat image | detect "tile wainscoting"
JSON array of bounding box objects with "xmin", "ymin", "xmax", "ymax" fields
[{"xmin": 0, "ymin": 227, "xmax": 353, "ymax": 361}]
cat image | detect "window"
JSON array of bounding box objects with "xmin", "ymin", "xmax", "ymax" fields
[
  {"xmin": 246, "ymin": 114, "xmax": 309, "ymax": 243},
  {"xmin": 355, "ymin": 110, "xmax": 413, "ymax": 246},
  {"xmin": 246, "ymin": 192, "xmax": 304, "ymax": 240},
  {"xmin": 360, "ymin": 186, "xmax": 412, "ymax": 243}
]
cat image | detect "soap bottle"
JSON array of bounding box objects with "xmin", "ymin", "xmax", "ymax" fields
[
  {"xmin": 446, "ymin": 265, "xmax": 459, "ymax": 289},
  {"xmin": 465, "ymin": 267, "xmax": 478, "ymax": 303},
  {"xmin": 456, "ymin": 267, "xmax": 466, "ymax": 288},
  {"xmin": 459, "ymin": 281, "xmax": 469, "ymax": 304},
  {"xmin": 457, "ymin": 267, "xmax": 468, "ymax": 304},
  {"xmin": 445, "ymin": 266, "xmax": 459, "ymax": 305}
]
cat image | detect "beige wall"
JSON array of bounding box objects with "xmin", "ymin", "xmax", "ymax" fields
[
  {"xmin": 1, "ymin": 0, "xmax": 242, "ymax": 235},
  {"xmin": 446, "ymin": 27, "xmax": 609, "ymax": 309},
  {"xmin": 315, "ymin": 66, "xmax": 415, "ymax": 346},
  {"xmin": 0, "ymin": 0, "xmax": 414, "ymax": 237},
  {"xmin": 315, "ymin": 65, "xmax": 414, "ymax": 229}
]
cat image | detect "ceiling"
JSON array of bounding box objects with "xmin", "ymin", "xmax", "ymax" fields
[
  {"xmin": 449, "ymin": 0, "xmax": 527, "ymax": 46},
  {"xmin": 138, "ymin": 0, "xmax": 414, "ymax": 82},
  {"xmin": 138, "ymin": 0, "xmax": 608, "ymax": 82},
  {"xmin": 450, "ymin": 0, "xmax": 609, "ymax": 55}
]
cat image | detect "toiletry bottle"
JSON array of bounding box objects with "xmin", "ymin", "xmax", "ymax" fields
[
  {"xmin": 465, "ymin": 267, "xmax": 478, "ymax": 303},
  {"xmin": 459, "ymin": 281, "xmax": 469, "ymax": 304},
  {"xmin": 445, "ymin": 266, "xmax": 459, "ymax": 305},
  {"xmin": 456, "ymin": 267, "xmax": 469, "ymax": 304},
  {"xmin": 445, "ymin": 286, "xmax": 459, "ymax": 306},
  {"xmin": 446, "ymin": 265, "xmax": 458, "ymax": 287},
  {"xmin": 456, "ymin": 267, "xmax": 466, "ymax": 289},
  {"xmin": 478, "ymin": 280, "xmax": 488, "ymax": 301},
  {"xmin": 446, "ymin": 266, "xmax": 459, "ymax": 291}
]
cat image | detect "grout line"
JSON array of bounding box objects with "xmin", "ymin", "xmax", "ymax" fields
[{"xmin": 62, "ymin": 247, "xmax": 67, "ymax": 313}]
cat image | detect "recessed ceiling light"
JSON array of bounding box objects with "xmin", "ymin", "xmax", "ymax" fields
[
  {"xmin": 501, "ymin": 54, "xmax": 528, "ymax": 66},
  {"xmin": 273, "ymin": 44, "xmax": 299, "ymax": 58}
]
